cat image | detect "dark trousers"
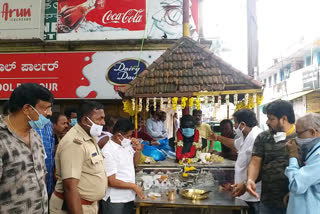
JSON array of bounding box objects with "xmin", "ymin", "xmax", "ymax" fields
[
  {"xmin": 246, "ymin": 201, "xmax": 260, "ymax": 214},
  {"xmin": 259, "ymin": 202, "xmax": 286, "ymax": 214},
  {"xmin": 99, "ymin": 198, "xmax": 134, "ymax": 214}
]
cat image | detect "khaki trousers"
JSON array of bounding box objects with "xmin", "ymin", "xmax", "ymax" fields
[{"xmin": 49, "ymin": 193, "xmax": 98, "ymax": 214}]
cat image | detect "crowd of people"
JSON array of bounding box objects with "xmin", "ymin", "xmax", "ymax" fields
[{"xmin": 0, "ymin": 82, "xmax": 320, "ymax": 214}]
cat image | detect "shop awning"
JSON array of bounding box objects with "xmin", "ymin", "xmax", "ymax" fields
[
  {"xmin": 260, "ymin": 90, "xmax": 314, "ymax": 106},
  {"xmin": 282, "ymin": 90, "xmax": 315, "ymax": 101}
]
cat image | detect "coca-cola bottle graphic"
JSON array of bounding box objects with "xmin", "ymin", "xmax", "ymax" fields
[{"xmin": 58, "ymin": 0, "xmax": 102, "ymax": 33}]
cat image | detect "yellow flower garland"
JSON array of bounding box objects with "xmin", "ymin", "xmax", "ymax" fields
[
  {"xmin": 172, "ymin": 97, "xmax": 178, "ymax": 110},
  {"xmin": 181, "ymin": 97, "xmax": 188, "ymax": 109},
  {"xmin": 195, "ymin": 96, "xmax": 201, "ymax": 110},
  {"xmin": 235, "ymin": 94, "xmax": 263, "ymax": 111},
  {"xmin": 123, "ymin": 100, "xmax": 135, "ymax": 116}
]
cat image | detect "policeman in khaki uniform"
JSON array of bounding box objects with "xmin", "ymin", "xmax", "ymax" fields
[{"xmin": 50, "ymin": 101, "xmax": 108, "ymax": 214}]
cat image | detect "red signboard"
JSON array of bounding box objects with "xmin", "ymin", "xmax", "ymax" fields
[
  {"xmin": 57, "ymin": 0, "xmax": 146, "ymax": 33},
  {"xmin": 0, "ymin": 52, "xmax": 96, "ymax": 99},
  {"xmin": 0, "ymin": 51, "xmax": 164, "ymax": 99}
]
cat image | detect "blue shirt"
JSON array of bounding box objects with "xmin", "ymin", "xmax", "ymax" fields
[
  {"xmin": 285, "ymin": 140, "xmax": 320, "ymax": 214},
  {"xmin": 36, "ymin": 122, "xmax": 55, "ymax": 197},
  {"xmin": 146, "ymin": 118, "xmax": 167, "ymax": 140}
]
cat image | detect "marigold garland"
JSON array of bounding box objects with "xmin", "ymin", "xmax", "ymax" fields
[
  {"xmin": 234, "ymin": 94, "xmax": 238, "ymax": 105},
  {"xmin": 181, "ymin": 97, "xmax": 188, "ymax": 109},
  {"xmin": 138, "ymin": 98, "xmax": 142, "ymax": 112},
  {"xmin": 195, "ymin": 96, "xmax": 201, "ymax": 110},
  {"xmin": 235, "ymin": 94, "xmax": 263, "ymax": 111},
  {"xmin": 245, "ymin": 94, "xmax": 249, "ymax": 105},
  {"xmin": 225, "ymin": 95, "xmax": 230, "ymax": 105},
  {"xmin": 218, "ymin": 96, "xmax": 222, "ymax": 106},
  {"xmin": 204, "ymin": 96, "xmax": 208, "ymax": 107},
  {"xmin": 146, "ymin": 98, "xmax": 150, "ymax": 112},
  {"xmin": 131, "ymin": 98, "xmax": 135, "ymax": 111},
  {"xmin": 160, "ymin": 97, "xmax": 164, "ymax": 110},
  {"xmin": 123, "ymin": 100, "xmax": 135, "ymax": 116},
  {"xmin": 153, "ymin": 97, "xmax": 157, "ymax": 111},
  {"xmin": 172, "ymin": 97, "xmax": 178, "ymax": 110}
]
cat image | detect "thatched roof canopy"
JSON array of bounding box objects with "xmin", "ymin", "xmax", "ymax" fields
[{"xmin": 121, "ymin": 37, "xmax": 263, "ymax": 98}]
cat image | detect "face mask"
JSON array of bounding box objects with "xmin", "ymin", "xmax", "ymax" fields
[
  {"xmin": 233, "ymin": 123, "xmax": 245, "ymax": 138},
  {"xmin": 182, "ymin": 128, "xmax": 195, "ymax": 137},
  {"xmin": 27, "ymin": 106, "xmax": 50, "ymax": 129},
  {"xmin": 296, "ymin": 137, "xmax": 320, "ymax": 160},
  {"xmin": 86, "ymin": 117, "xmax": 103, "ymax": 137},
  {"xmin": 273, "ymin": 132, "xmax": 286, "ymax": 143},
  {"xmin": 120, "ymin": 135, "xmax": 132, "ymax": 147},
  {"xmin": 70, "ymin": 118, "xmax": 77, "ymax": 127}
]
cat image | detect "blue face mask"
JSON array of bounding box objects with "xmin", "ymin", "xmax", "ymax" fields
[
  {"xmin": 70, "ymin": 118, "xmax": 77, "ymax": 127},
  {"xmin": 27, "ymin": 106, "xmax": 50, "ymax": 129},
  {"xmin": 182, "ymin": 128, "xmax": 195, "ymax": 137}
]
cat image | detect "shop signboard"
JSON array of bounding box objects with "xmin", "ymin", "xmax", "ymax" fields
[
  {"xmin": 0, "ymin": 0, "xmax": 45, "ymax": 40},
  {"xmin": 52, "ymin": 0, "xmax": 198, "ymax": 41},
  {"xmin": 44, "ymin": 0, "xmax": 58, "ymax": 40},
  {"xmin": 0, "ymin": 51, "xmax": 164, "ymax": 99},
  {"xmin": 106, "ymin": 59, "xmax": 147, "ymax": 85},
  {"xmin": 302, "ymin": 66, "xmax": 319, "ymax": 90},
  {"xmin": 56, "ymin": 0, "xmax": 146, "ymax": 40}
]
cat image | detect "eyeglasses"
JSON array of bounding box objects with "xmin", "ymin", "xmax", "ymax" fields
[{"xmin": 30, "ymin": 105, "xmax": 52, "ymax": 115}]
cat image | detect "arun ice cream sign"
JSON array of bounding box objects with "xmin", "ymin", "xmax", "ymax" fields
[
  {"xmin": 1, "ymin": 3, "xmax": 31, "ymax": 21},
  {"xmin": 106, "ymin": 59, "xmax": 147, "ymax": 85},
  {"xmin": 0, "ymin": 0, "xmax": 45, "ymax": 39}
]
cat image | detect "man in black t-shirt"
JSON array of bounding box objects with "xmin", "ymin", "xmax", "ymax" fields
[{"xmin": 246, "ymin": 100, "xmax": 297, "ymax": 214}]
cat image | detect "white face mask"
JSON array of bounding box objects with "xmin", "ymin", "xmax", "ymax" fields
[
  {"xmin": 233, "ymin": 123, "xmax": 245, "ymax": 138},
  {"xmin": 120, "ymin": 134, "xmax": 132, "ymax": 147},
  {"xmin": 273, "ymin": 132, "xmax": 286, "ymax": 143},
  {"xmin": 86, "ymin": 117, "xmax": 103, "ymax": 137}
]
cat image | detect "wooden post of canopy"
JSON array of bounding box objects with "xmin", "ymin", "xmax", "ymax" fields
[{"xmin": 227, "ymin": 105, "xmax": 230, "ymax": 119}]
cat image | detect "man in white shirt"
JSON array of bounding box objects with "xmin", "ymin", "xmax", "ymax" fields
[
  {"xmin": 146, "ymin": 108, "xmax": 167, "ymax": 140},
  {"xmin": 210, "ymin": 109, "xmax": 262, "ymax": 214},
  {"xmin": 100, "ymin": 118, "xmax": 145, "ymax": 214}
]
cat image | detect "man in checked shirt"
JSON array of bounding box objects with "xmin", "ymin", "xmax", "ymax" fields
[{"xmin": 0, "ymin": 83, "xmax": 54, "ymax": 214}]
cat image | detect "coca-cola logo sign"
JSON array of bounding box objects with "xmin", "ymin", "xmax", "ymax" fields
[
  {"xmin": 106, "ymin": 58, "xmax": 147, "ymax": 85},
  {"xmin": 57, "ymin": 0, "xmax": 146, "ymax": 36},
  {"xmin": 1, "ymin": 3, "xmax": 32, "ymax": 21},
  {"xmin": 102, "ymin": 9, "xmax": 144, "ymax": 24}
]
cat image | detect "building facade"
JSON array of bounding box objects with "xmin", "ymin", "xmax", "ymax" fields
[{"xmin": 258, "ymin": 39, "xmax": 320, "ymax": 129}]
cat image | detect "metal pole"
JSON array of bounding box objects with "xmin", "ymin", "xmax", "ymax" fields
[
  {"xmin": 247, "ymin": 0, "xmax": 258, "ymax": 77},
  {"xmin": 183, "ymin": 0, "xmax": 190, "ymax": 37}
]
